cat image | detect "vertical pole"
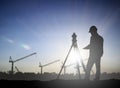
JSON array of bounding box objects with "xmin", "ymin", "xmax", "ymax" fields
[
  {"xmin": 76, "ymin": 47, "xmax": 86, "ymax": 73},
  {"xmin": 11, "ymin": 62, "xmax": 14, "ymax": 74},
  {"xmin": 41, "ymin": 66, "xmax": 43, "ymax": 74},
  {"xmin": 76, "ymin": 63, "xmax": 81, "ymax": 79}
]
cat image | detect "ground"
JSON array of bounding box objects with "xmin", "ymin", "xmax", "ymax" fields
[{"xmin": 0, "ymin": 79, "xmax": 119, "ymax": 88}]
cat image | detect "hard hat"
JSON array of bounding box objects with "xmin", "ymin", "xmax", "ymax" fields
[{"xmin": 89, "ymin": 26, "xmax": 97, "ymax": 33}]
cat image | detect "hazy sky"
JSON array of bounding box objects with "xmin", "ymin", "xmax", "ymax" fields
[{"xmin": 0, "ymin": 0, "xmax": 120, "ymax": 74}]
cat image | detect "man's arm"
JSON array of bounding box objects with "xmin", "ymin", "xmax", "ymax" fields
[
  {"xmin": 83, "ymin": 44, "xmax": 90, "ymax": 49},
  {"xmin": 83, "ymin": 36, "xmax": 92, "ymax": 49}
]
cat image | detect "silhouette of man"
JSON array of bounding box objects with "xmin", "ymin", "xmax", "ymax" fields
[{"xmin": 84, "ymin": 26, "xmax": 104, "ymax": 80}]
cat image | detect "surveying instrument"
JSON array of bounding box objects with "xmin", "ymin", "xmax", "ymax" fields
[{"xmin": 57, "ymin": 33, "xmax": 86, "ymax": 79}]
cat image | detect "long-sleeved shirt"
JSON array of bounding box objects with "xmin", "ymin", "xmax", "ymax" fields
[{"xmin": 84, "ymin": 33, "xmax": 104, "ymax": 58}]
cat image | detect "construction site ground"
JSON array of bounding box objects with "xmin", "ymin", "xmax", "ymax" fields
[{"xmin": 0, "ymin": 79, "xmax": 119, "ymax": 88}]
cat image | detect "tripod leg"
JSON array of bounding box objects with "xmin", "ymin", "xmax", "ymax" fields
[
  {"xmin": 74, "ymin": 46, "xmax": 81, "ymax": 79},
  {"xmin": 56, "ymin": 44, "xmax": 73, "ymax": 79},
  {"xmin": 77, "ymin": 63, "xmax": 81, "ymax": 79},
  {"xmin": 76, "ymin": 46, "xmax": 86, "ymax": 73}
]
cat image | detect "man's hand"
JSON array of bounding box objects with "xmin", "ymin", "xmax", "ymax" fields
[{"xmin": 83, "ymin": 45, "xmax": 90, "ymax": 49}]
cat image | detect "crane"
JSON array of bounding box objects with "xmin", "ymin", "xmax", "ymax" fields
[
  {"xmin": 9, "ymin": 52, "xmax": 37, "ymax": 74},
  {"xmin": 39, "ymin": 59, "xmax": 60, "ymax": 74},
  {"xmin": 62, "ymin": 63, "xmax": 75, "ymax": 75}
]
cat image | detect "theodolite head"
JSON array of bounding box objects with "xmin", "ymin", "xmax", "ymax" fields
[{"xmin": 72, "ymin": 33, "xmax": 77, "ymax": 45}]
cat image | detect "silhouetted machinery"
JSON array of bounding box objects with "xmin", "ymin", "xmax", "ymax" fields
[
  {"xmin": 39, "ymin": 59, "xmax": 60, "ymax": 74},
  {"xmin": 9, "ymin": 52, "xmax": 37, "ymax": 74},
  {"xmin": 57, "ymin": 33, "xmax": 86, "ymax": 79},
  {"xmin": 62, "ymin": 63, "xmax": 75, "ymax": 75}
]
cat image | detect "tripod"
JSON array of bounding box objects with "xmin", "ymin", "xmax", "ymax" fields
[{"xmin": 57, "ymin": 33, "xmax": 86, "ymax": 79}]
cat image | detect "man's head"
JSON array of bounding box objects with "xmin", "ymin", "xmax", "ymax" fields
[{"xmin": 89, "ymin": 26, "xmax": 97, "ymax": 35}]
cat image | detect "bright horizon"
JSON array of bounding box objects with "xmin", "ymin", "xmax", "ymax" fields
[{"xmin": 0, "ymin": 0, "xmax": 120, "ymax": 74}]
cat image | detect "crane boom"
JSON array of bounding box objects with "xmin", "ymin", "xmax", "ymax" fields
[
  {"xmin": 9, "ymin": 52, "xmax": 37, "ymax": 74},
  {"xmin": 65, "ymin": 63, "xmax": 75, "ymax": 67},
  {"xmin": 43, "ymin": 59, "xmax": 60, "ymax": 67},
  {"xmin": 63, "ymin": 63, "xmax": 75, "ymax": 75},
  {"xmin": 14, "ymin": 52, "xmax": 36, "ymax": 62},
  {"xmin": 39, "ymin": 59, "xmax": 60, "ymax": 74}
]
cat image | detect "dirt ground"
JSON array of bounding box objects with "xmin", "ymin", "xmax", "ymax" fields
[{"xmin": 0, "ymin": 79, "xmax": 119, "ymax": 88}]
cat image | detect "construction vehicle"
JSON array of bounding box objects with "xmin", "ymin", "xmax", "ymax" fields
[
  {"xmin": 9, "ymin": 52, "xmax": 37, "ymax": 74},
  {"xmin": 39, "ymin": 59, "xmax": 60, "ymax": 74}
]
